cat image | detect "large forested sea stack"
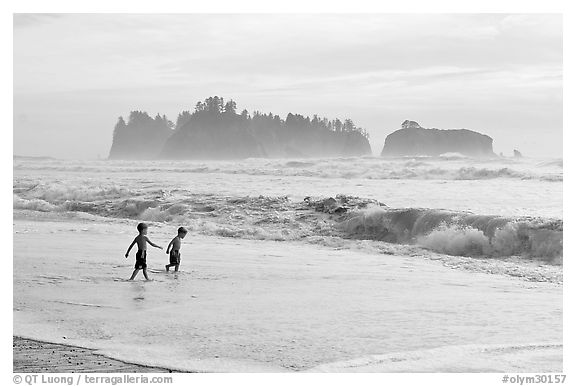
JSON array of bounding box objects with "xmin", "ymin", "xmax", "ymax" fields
[
  {"xmin": 381, "ymin": 120, "xmax": 495, "ymax": 157},
  {"xmin": 108, "ymin": 97, "xmax": 372, "ymax": 159},
  {"xmin": 108, "ymin": 111, "xmax": 174, "ymax": 159}
]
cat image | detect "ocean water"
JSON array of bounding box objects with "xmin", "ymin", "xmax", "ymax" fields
[
  {"xmin": 14, "ymin": 155, "xmax": 563, "ymax": 261},
  {"xmin": 13, "ymin": 155, "xmax": 563, "ymax": 371}
]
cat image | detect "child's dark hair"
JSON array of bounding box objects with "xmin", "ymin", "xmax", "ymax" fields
[
  {"xmin": 137, "ymin": 223, "xmax": 148, "ymax": 232},
  {"xmin": 178, "ymin": 227, "xmax": 188, "ymax": 235}
]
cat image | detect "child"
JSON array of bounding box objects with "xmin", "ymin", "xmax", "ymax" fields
[
  {"xmin": 125, "ymin": 222, "xmax": 162, "ymax": 280},
  {"xmin": 165, "ymin": 227, "xmax": 188, "ymax": 272}
]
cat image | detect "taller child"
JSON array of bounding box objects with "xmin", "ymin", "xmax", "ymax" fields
[{"xmin": 125, "ymin": 222, "xmax": 162, "ymax": 280}]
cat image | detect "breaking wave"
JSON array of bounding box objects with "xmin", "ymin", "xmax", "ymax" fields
[
  {"xmin": 341, "ymin": 206, "xmax": 562, "ymax": 263},
  {"xmin": 13, "ymin": 157, "xmax": 563, "ymax": 182},
  {"xmin": 13, "ymin": 179, "xmax": 563, "ymax": 264}
]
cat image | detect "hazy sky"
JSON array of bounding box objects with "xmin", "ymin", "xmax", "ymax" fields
[{"xmin": 14, "ymin": 13, "xmax": 562, "ymax": 159}]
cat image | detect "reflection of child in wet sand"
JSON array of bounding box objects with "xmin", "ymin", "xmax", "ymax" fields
[
  {"xmin": 125, "ymin": 223, "xmax": 162, "ymax": 280},
  {"xmin": 166, "ymin": 227, "xmax": 188, "ymax": 272}
]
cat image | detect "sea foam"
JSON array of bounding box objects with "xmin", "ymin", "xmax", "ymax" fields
[
  {"xmin": 13, "ymin": 157, "xmax": 563, "ymax": 264},
  {"xmin": 340, "ymin": 206, "xmax": 562, "ymax": 262}
]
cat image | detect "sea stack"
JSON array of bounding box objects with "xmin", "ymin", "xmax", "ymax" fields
[
  {"xmin": 109, "ymin": 96, "xmax": 372, "ymax": 160},
  {"xmin": 380, "ymin": 120, "xmax": 495, "ymax": 157},
  {"xmin": 108, "ymin": 112, "xmax": 174, "ymax": 159}
]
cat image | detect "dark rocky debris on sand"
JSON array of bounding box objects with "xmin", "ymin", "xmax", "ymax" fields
[{"xmin": 13, "ymin": 337, "xmax": 183, "ymax": 373}]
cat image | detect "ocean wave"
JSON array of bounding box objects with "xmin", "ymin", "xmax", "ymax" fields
[
  {"xmin": 13, "ymin": 181, "xmax": 563, "ymax": 264},
  {"xmin": 14, "ymin": 158, "xmax": 562, "ymax": 182},
  {"xmin": 13, "ymin": 195, "xmax": 57, "ymax": 212},
  {"xmin": 284, "ymin": 160, "xmax": 318, "ymax": 168},
  {"xmin": 13, "ymin": 182, "xmax": 133, "ymax": 203},
  {"xmin": 438, "ymin": 152, "xmax": 469, "ymax": 159},
  {"xmin": 537, "ymin": 159, "xmax": 563, "ymax": 168},
  {"xmin": 341, "ymin": 206, "xmax": 562, "ymax": 262},
  {"xmin": 308, "ymin": 342, "xmax": 563, "ymax": 372}
]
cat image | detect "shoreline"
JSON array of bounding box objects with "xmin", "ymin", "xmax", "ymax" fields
[
  {"xmin": 13, "ymin": 337, "xmax": 186, "ymax": 373},
  {"xmin": 13, "ymin": 218, "xmax": 562, "ymax": 372},
  {"xmin": 12, "ymin": 209, "xmax": 563, "ymax": 285},
  {"xmin": 14, "ymin": 336, "xmax": 563, "ymax": 373}
]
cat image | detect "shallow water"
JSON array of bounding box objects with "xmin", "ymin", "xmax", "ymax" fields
[
  {"xmin": 13, "ymin": 156, "xmax": 563, "ymax": 371},
  {"xmin": 13, "ymin": 218, "xmax": 562, "ymax": 372}
]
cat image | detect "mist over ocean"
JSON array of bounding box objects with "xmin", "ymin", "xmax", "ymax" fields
[{"xmin": 13, "ymin": 13, "xmax": 564, "ymax": 374}]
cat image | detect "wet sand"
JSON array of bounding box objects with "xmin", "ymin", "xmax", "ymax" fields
[
  {"xmin": 13, "ymin": 337, "xmax": 183, "ymax": 373},
  {"xmin": 14, "ymin": 217, "xmax": 562, "ymax": 372}
]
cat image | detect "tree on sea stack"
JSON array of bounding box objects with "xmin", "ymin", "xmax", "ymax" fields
[
  {"xmin": 108, "ymin": 111, "xmax": 173, "ymax": 159},
  {"xmin": 109, "ymin": 96, "xmax": 373, "ymax": 159},
  {"xmin": 224, "ymin": 100, "xmax": 237, "ymax": 114}
]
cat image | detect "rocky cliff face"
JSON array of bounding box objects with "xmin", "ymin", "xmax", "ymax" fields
[{"xmin": 381, "ymin": 120, "xmax": 494, "ymax": 157}]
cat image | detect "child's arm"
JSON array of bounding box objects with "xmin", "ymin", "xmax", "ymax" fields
[
  {"xmin": 125, "ymin": 238, "xmax": 136, "ymax": 258},
  {"xmin": 146, "ymin": 236, "xmax": 163, "ymax": 249},
  {"xmin": 166, "ymin": 238, "xmax": 174, "ymax": 254}
]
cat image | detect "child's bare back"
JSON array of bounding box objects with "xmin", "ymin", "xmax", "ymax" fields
[
  {"xmin": 170, "ymin": 236, "xmax": 182, "ymax": 250},
  {"xmin": 165, "ymin": 227, "xmax": 188, "ymax": 272}
]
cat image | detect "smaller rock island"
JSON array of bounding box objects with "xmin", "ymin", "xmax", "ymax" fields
[{"xmin": 381, "ymin": 120, "xmax": 495, "ymax": 157}]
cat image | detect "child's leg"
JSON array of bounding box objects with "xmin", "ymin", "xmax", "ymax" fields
[
  {"xmin": 129, "ymin": 269, "xmax": 140, "ymax": 280},
  {"xmin": 174, "ymin": 264, "xmax": 179, "ymax": 272},
  {"xmin": 166, "ymin": 262, "xmax": 179, "ymax": 271},
  {"xmin": 143, "ymin": 269, "xmax": 150, "ymax": 280}
]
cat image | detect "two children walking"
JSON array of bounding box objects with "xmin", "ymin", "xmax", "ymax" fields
[{"xmin": 125, "ymin": 223, "xmax": 188, "ymax": 280}]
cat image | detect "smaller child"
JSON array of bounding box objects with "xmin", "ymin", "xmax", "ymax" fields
[
  {"xmin": 125, "ymin": 222, "xmax": 162, "ymax": 280},
  {"xmin": 166, "ymin": 227, "xmax": 188, "ymax": 272}
]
